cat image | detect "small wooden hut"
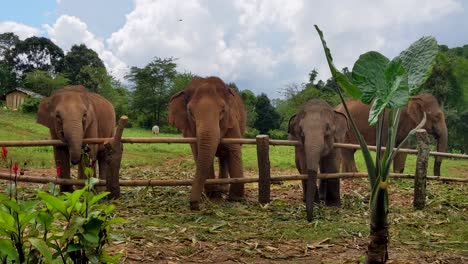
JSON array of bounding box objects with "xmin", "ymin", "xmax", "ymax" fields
[{"xmin": 1, "ymin": 88, "xmax": 43, "ymax": 110}]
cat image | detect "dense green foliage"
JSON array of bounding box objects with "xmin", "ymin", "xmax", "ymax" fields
[
  {"xmin": 422, "ymin": 46, "xmax": 468, "ymax": 153},
  {"xmin": 254, "ymin": 93, "xmax": 281, "ymax": 134}
]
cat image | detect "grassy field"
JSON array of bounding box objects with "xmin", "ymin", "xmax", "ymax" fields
[
  {"xmin": 1, "ymin": 109, "xmax": 467, "ymax": 262},
  {"xmin": 0, "ymin": 109, "xmax": 466, "ymax": 178}
]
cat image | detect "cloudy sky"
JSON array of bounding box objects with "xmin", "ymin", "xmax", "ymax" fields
[{"xmin": 1, "ymin": 0, "xmax": 467, "ymax": 98}]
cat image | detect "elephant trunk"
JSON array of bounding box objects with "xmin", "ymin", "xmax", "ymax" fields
[
  {"xmin": 304, "ymin": 136, "xmax": 324, "ymax": 173},
  {"xmin": 63, "ymin": 119, "xmax": 84, "ymax": 165},
  {"xmin": 190, "ymin": 124, "xmax": 220, "ymax": 209},
  {"xmin": 434, "ymin": 119, "xmax": 448, "ymax": 176}
]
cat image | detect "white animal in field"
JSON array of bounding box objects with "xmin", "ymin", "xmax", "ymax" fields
[{"xmin": 152, "ymin": 125, "xmax": 160, "ymax": 136}]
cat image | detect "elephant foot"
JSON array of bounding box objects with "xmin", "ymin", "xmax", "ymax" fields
[
  {"xmin": 206, "ymin": 190, "xmax": 224, "ymax": 200},
  {"xmin": 325, "ymin": 200, "xmax": 341, "ymax": 208},
  {"xmin": 190, "ymin": 201, "xmax": 200, "ymax": 211},
  {"xmin": 227, "ymin": 193, "xmax": 244, "ymax": 202},
  {"xmin": 229, "ymin": 183, "xmax": 245, "ymax": 200}
]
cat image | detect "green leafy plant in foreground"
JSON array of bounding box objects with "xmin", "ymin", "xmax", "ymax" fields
[
  {"xmin": 315, "ymin": 25, "xmax": 438, "ymax": 263},
  {"xmin": 0, "ymin": 147, "xmax": 125, "ymax": 263}
]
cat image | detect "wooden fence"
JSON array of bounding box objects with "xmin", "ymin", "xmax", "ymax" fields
[{"xmin": 1, "ymin": 116, "xmax": 467, "ymax": 210}]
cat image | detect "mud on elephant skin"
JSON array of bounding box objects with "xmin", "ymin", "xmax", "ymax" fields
[
  {"xmin": 288, "ymin": 99, "xmax": 348, "ymax": 207},
  {"xmin": 168, "ymin": 76, "xmax": 247, "ymax": 210},
  {"xmin": 37, "ymin": 85, "xmax": 116, "ymax": 192},
  {"xmin": 336, "ymin": 93, "xmax": 447, "ymax": 176}
]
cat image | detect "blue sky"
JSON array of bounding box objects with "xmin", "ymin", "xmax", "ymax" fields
[{"xmin": 1, "ymin": 0, "xmax": 467, "ymax": 98}]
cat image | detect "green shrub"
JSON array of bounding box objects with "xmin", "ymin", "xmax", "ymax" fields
[
  {"xmin": 160, "ymin": 125, "xmax": 179, "ymax": 134},
  {"xmin": 268, "ymin": 129, "xmax": 288, "ymax": 140},
  {"xmin": 243, "ymin": 127, "xmax": 259, "ymax": 138},
  {"xmin": 21, "ymin": 97, "xmax": 41, "ymax": 113}
]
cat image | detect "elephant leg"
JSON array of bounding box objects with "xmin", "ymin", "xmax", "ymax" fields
[
  {"xmin": 205, "ymin": 162, "xmax": 222, "ymax": 199},
  {"xmin": 96, "ymin": 151, "xmax": 109, "ymax": 192},
  {"xmin": 217, "ymin": 156, "xmax": 229, "ymax": 194},
  {"xmin": 54, "ymin": 146, "xmax": 72, "ymax": 192},
  {"xmin": 319, "ymin": 152, "xmax": 341, "ymax": 207},
  {"xmin": 393, "ymin": 142, "xmax": 408, "ymax": 173},
  {"xmin": 226, "ymin": 144, "xmax": 244, "ymax": 201},
  {"xmin": 341, "ymin": 148, "xmax": 358, "ymax": 172}
]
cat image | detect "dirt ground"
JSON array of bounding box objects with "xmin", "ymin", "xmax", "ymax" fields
[{"xmin": 1, "ymin": 164, "xmax": 467, "ymax": 264}]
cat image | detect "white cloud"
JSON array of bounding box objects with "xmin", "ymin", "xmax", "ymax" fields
[
  {"xmin": 0, "ymin": 21, "xmax": 40, "ymax": 39},
  {"xmin": 37, "ymin": 0, "xmax": 464, "ymax": 97},
  {"xmin": 44, "ymin": 15, "xmax": 128, "ymax": 79}
]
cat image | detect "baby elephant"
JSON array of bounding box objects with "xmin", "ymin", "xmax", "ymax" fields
[
  {"xmin": 152, "ymin": 125, "xmax": 159, "ymax": 136},
  {"xmin": 288, "ymin": 99, "xmax": 348, "ymax": 207}
]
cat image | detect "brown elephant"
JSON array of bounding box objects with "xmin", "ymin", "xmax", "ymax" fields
[
  {"xmin": 37, "ymin": 85, "xmax": 116, "ymax": 192},
  {"xmin": 335, "ymin": 93, "xmax": 447, "ymax": 176},
  {"xmin": 169, "ymin": 76, "xmax": 246, "ymax": 210},
  {"xmin": 288, "ymin": 99, "xmax": 348, "ymax": 209}
]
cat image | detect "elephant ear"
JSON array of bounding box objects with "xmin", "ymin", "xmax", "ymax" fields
[
  {"xmin": 37, "ymin": 97, "xmax": 52, "ymax": 128},
  {"xmin": 333, "ymin": 110, "xmax": 349, "ymax": 142},
  {"xmin": 287, "ymin": 114, "xmax": 300, "ymax": 139},
  {"xmin": 407, "ymin": 95, "xmax": 425, "ymax": 124},
  {"xmin": 225, "ymin": 88, "xmax": 239, "ymax": 129},
  {"xmin": 168, "ymin": 91, "xmax": 189, "ymax": 132}
]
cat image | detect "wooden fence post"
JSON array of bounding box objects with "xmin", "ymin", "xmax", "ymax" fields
[
  {"xmin": 414, "ymin": 129, "xmax": 430, "ymax": 210},
  {"xmin": 104, "ymin": 116, "xmax": 127, "ymax": 199},
  {"xmin": 256, "ymin": 135, "xmax": 271, "ymax": 204}
]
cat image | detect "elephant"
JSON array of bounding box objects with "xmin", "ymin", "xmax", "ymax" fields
[
  {"xmin": 37, "ymin": 85, "xmax": 116, "ymax": 192},
  {"xmin": 335, "ymin": 93, "xmax": 447, "ymax": 176},
  {"xmin": 152, "ymin": 125, "xmax": 159, "ymax": 136},
  {"xmin": 288, "ymin": 99, "xmax": 349, "ymax": 208},
  {"xmin": 168, "ymin": 76, "xmax": 246, "ymax": 210}
]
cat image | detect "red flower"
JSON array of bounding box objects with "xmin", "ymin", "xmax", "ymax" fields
[
  {"xmin": 1, "ymin": 146, "xmax": 7, "ymax": 161},
  {"xmin": 13, "ymin": 162, "xmax": 18, "ymax": 176},
  {"xmin": 56, "ymin": 163, "xmax": 61, "ymax": 177}
]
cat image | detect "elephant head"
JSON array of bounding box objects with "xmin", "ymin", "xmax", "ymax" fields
[
  {"xmin": 37, "ymin": 86, "xmax": 97, "ymax": 165},
  {"xmin": 407, "ymin": 93, "xmax": 447, "ymax": 176},
  {"xmin": 169, "ymin": 77, "xmax": 246, "ymax": 210},
  {"xmin": 288, "ymin": 99, "xmax": 348, "ymax": 206}
]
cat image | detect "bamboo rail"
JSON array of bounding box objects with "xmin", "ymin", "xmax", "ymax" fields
[
  {"xmin": 1, "ymin": 138, "xmax": 467, "ymax": 159},
  {"xmin": 1, "ymin": 172, "xmax": 466, "ymax": 186}
]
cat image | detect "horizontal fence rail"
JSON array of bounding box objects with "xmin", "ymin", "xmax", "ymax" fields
[
  {"xmin": 1, "ymin": 172, "xmax": 466, "ymax": 186},
  {"xmin": 1, "ymin": 137, "xmax": 467, "ymax": 159}
]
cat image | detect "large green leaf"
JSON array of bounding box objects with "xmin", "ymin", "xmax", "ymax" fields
[
  {"xmin": 0, "ymin": 238, "xmax": 19, "ymax": 262},
  {"xmin": 37, "ymin": 192, "xmax": 68, "ymax": 219},
  {"xmin": 396, "ymin": 36, "xmax": 438, "ymax": 94},
  {"xmin": 367, "ymin": 59, "xmax": 409, "ymax": 125},
  {"xmin": 352, "ymin": 51, "xmax": 390, "ymax": 104},
  {"xmin": 315, "ymin": 25, "xmax": 362, "ymax": 99},
  {"xmin": 29, "ymin": 238, "xmax": 53, "ymax": 264}
]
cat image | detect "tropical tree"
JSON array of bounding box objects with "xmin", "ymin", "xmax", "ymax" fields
[
  {"xmin": 126, "ymin": 57, "xmax": 177, "ymax": 128},
  {"xmin": 22, "ymin": 70, "xmax": 69, "ymax": 96},
  {"xmin": 0, "ymin": 32, "xmax": 20, "ymax": 62},
  {"xmin": 315, "ymin": 25, "xmax": 438, "ymax": 263},
  {"xmin": 62, "ymin": 44, "xmax": 105, "ymax": 87},
  {"xmin": 170, "ymin": 72, "xmax": 196, "ymax": 95},
  {"xmin": 239, "ymin": 89, "xmax": 257, "ymax": 128},
  {"xmin": 254, "ymin": 93, "xmax": 281, "ymax": 134},
  {"xmin": 7, "ymin": 36, "xmax": 64, "ymax": 79}
]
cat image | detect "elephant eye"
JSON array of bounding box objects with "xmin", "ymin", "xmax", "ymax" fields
[
  {"xmin": 325, "ymin": 123, "xmax": 332, "ymax": 135},
  {"xmin": 188, "ymin": 108, "xmax": 194, "ymax": 118},
  {"xmin": 220, "ymin": 108, "xmax": 226, "ymax": 120}
]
